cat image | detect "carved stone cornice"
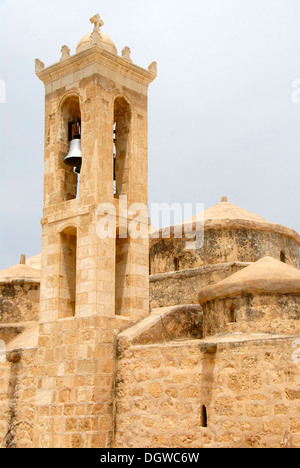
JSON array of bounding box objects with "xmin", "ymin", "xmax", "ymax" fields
[{"xmin": 35, "ymin": 45, "xmax": 157, "ymax": 86}]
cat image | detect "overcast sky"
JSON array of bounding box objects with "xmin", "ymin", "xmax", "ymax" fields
[{"xmin": 0, "ymin": 0, "xmax": 300, "ymax": 270}]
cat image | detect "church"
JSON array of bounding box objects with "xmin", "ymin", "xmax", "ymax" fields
[{"xmin": 0, "ymin": 14, "xmax": 299, "ymax": 448}]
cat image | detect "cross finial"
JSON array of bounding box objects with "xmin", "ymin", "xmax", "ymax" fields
[{"xmin": 90, "ymin": 14, "xmax": 104, "ymax": 33}]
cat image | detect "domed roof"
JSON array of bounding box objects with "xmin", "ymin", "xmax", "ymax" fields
[
  {"xmin": 76, "ymin": 30, "xmax": 117, "ymax": 55},
  {"xmin": 198, "ymin": 256, "xmax": 300, "ymax": 303},
  {"xmin": 185, "ymin": 199, "xmax": 268, "ymax": 224},
  {"xmin": 150, "ymin": 197, "xmax": 300, "ymax": 245},
  {"xmin": 0, "ymin": 255, "xmax": 40, "ymax": 283},
  {"xmin": 179, "ymin": 197, "xmax": 300, "ymax": 244}
]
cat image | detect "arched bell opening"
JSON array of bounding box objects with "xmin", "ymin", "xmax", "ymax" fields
[
  {"xmin": 58, "ymin": 225, "xmax": 77, "ymax": 319},
  {"xmin": 115, "ymin": 225, "xmax": 131, "ymax": 316},
  {"xmin": 60, "ymin": 95, "xmax": 82, "ymax": 200},
  {"xmin": 113, "ymin": 97, "xmax": 131, "ymax": 198}
]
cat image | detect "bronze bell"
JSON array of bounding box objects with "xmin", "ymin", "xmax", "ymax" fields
[
  {"xmin": 64, "ymin": 118, "xmax": 82, "ymax": 173},
  {"xmin": 63, "ymin": 135, "xmax": 82, "ymax": 171}
]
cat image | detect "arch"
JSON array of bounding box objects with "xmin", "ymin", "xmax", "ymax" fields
[
  {"xmin": 113, "ymin": 96, "xmax": 132, "ymax": 198},
  {"xmin": 59, "ymin": 90, "xmax": 81, "ymax": 110},
  {"xmin": 112, "ymin": 91, "xmax": 132, "ymax": 108},
  {"xmin": 60, "ymin": 94, "xmax": 82, "ymax": 201},
  {"xmin": 58, "ymin": 225, "xmax": 77, "ymax": 318},
  {"xmin": 57, "ymin": 223, "xmax": 78, "ymax": 235},
  {"xmin": 115, "ymin": 225, "xmax": 131, "ymax": 316}
]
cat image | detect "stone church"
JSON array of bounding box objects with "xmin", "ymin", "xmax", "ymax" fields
[{"xmin": 0, "ymin": 14, "xmax": 299, "ymax": 448}]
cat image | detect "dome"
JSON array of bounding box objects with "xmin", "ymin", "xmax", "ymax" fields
[
  {"xmin": 149, "ymin": 197, "xmax": 300, "ymax": 274},
  {"xmin": 76, "ymin": 31, "xmax": 117, "ymax": 55},
  {"xmin": 198, "ymin": 256, "xmax": 300, "ymax": 336},
  {"xmin": 179, "ymin": 197, "xmax": 300, "ymax": 245},
  {"xmin": 0, "ymin": 263, "xmax": 41, "ymax": 283},
  {"xmin": 151, "ymin": 197, "xmax": 300, "ymax": 243},
  {"xmin": 198, "ymin": 256, "xmax": 300, "ymax": 304},
  {"xmin": 0, "ymin": 255, "xmax": 40, "ymax": 283},
  {"xmin": 185, "ymin": 201, "xmax": 268, "ymax": 224}
]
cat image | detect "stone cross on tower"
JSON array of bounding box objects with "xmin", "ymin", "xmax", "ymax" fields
[
  {"xmin": 90, "ymin": 13, "xmax": 104, "ymax": 46},
  {"xmin": 90, "ymin": 13, "xmax": 104, "ymax": 33}
]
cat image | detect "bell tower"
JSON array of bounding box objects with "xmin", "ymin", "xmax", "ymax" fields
[{"xmin": 34, "ymin": 14, "xmax": 156, "ymax": 448}]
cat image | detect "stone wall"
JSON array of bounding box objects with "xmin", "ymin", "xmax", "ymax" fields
[
  {"xmin": 32, "ymin": 315, "xmax": 133, "ymax": 448},
  {"xmin": 0, "ymin": 311, "xmax": 299, "ymax": 448},
  {"xmin": 150, "ymin": 228, "xmax": 300, "ymax": 274},
  {"xmin": 0, "ymin": 282, "xmax": 40, "ymax": 324},
  {"xmin": 115, "ymin": 333, "xmax": 300, "ymax": 448},
  {"xmin": 0, "ymin": 347, "xmax": 37, "ymax": 448},
  {"xmin": 150, "ymin": 262, "xmax": 249, "ymax": 308},
  {"xmin": 0, "ymin": 356, "xmax": 9, "ymax": 447},
  {"xmin": 202, "ymin": 294, "xmax": 300, "ymax": 337}
]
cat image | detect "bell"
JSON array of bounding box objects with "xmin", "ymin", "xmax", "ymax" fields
[{"xmin": 63, "ymin": 135, "xmax": 82, "ymax": 170}]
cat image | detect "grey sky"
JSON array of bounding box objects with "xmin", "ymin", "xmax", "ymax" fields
[{"xmin": 0, "ymin": 0, "xmax": 300, "ymax": 270}]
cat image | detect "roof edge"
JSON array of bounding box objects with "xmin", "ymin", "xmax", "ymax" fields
[{"xmin": 198, "ymin": 278, "xmax": 300, "ymax": 304}]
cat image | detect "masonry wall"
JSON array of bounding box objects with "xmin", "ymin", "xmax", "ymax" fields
[
  {"xmin": 0, "ymin": 357, "xmax": 10, "ymax": 447},
  {"xmin": 32, "ymin": 315, "xmax": 132, "ymax": 448},
  {"xmin": 150, "ymin": 262, "xmax": 249, "ymax": 309},
  {"xmin": 0, "ymin": 282, "xmax": 40, "ymax": 324},
  {"xmin": 0, "ymin": 348, "xmax": 37, "ymax": 448},
  {"xmin": 115, "ymin": 335, "xmax": 300, "ymax": 448},
  {"xmin": 0, "ymin": 314, "xmax": 134, "ymax": 449},
  {"xmin": 202, "ymin": 294, "xmax": 300, "ymax": 337},
  {"xmin": 150, "ymin": 228, "xmax": 300, "ymax": 274},
  {"xmin": 0, "ymin": 308, "xmax": 299, "ymax": 448}
]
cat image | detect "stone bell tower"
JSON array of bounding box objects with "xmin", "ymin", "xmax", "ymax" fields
[{"xmin": 33, "ymin": 14, "xmax": 156, "ymax": 448}]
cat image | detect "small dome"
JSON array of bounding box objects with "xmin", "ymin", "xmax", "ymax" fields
[
  {"xmin": 198, "ymin": 256, "xmax": 300, "ymax": 304},
  {"xmin": 0, "ymin": 263, "xmax": 40, "ymax": 283},
  {"xmin": 76, "ymin": 31, "xmax": 117, "ymax": 55}
]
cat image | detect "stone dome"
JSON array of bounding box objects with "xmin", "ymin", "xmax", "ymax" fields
[
  {"xmin": 198, "ymin": 256, "xmax": 300, "ymax": 304},
  {"xmin": 0, "ymin": 263, "xmax": 40, "ymax": 284},
  {"xmin": 149, "ymin": 198, "xmax": 300, "ymax": 274},
  {"xmin": 0, "ymin": 254, "xmax": 41, "ymax": 283},
  {"xmin": 184, "ymin": 199, "xmax": 268, "ymax": 225},
  {"xmin": 76, "ymin": 31, "xmax": 117, "ymax": 55},
  {"xmin": 198, "ymin": 256, "xmax": 300, "ymax": 336}
]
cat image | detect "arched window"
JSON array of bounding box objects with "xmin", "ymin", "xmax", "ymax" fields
[
  {"xmin": 115, "ymin": 227, "xmax": 131, "ymax": 316},
  {"xmin": 60, "ymin": 95, "xmax": 81, "ymax": 201},
  {"xmin": 59, "ymin": 226, "xmax": 77, "ymax": 318},
  {"xmin": 113, "ymin": 97, "xmax": 131, "ymax": 198}
]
